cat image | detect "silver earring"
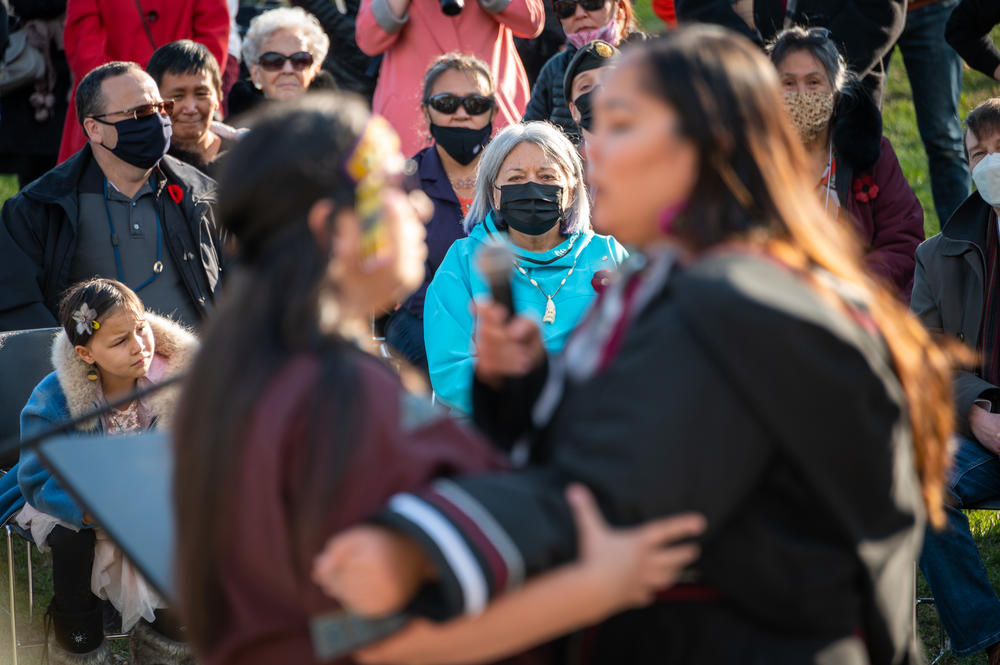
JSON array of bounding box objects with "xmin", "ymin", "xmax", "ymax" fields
[{"xmin": 253, "ymin": 81, "xmax": 263, "ymax": 90}]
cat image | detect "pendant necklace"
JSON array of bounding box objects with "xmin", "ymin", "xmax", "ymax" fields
[{"xmin": 512, "ymin": 235, "xmax": 580, "ymax": 324}]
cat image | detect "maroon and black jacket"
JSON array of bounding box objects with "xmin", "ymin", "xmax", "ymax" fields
[
  {"xmin": 377, "ymin": 251, "xmax": 925, "ymax": 664},
  {"xmin": 205, "ymin": 350, "xmax": 547, "ymax": 665}
]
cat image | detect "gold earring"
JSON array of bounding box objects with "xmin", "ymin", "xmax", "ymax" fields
[{"xmin": 87, "ymin": 365, "xmax": 98, "ymax": 381}]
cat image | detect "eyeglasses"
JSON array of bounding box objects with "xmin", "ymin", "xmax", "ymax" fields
[
  {"xmin": 423, "ymin": 93, "xmax": 495, "ymax": 116},
  {"xmin": 258, "ymin": 51, "xmax": 315, "ymax": 72},
  {"xmin": 91, "ymin": 100, "xmax": 175, "ymax": 121},
  {"xmin": 551, "ymin": 0, "xmax": 606, "ymax": 20}
]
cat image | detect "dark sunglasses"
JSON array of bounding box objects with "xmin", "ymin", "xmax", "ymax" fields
[
  {"xmin": 258, "ymin": 51, "xmax": 314, "ymax": 72},
  {"xmin": 91, "ymin": 100, "xmax": 175, "ymax": 121},
  {"xmin": 423, "ymin": 93, "xmax": 495, "ymax": 116},
  {"xmin": 551, "ymin": 0, "xmax": 606, "ymax": 19}
]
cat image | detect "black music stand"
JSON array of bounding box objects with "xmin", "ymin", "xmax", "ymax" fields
[{"xmin": 34, "ymin": 432, "xmax": 175, "ymax": 600}]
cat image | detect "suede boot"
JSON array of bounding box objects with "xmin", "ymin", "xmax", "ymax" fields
[
  {"xmin": 46, "ymin": 602, "xmax": 110, "ymax": 664},
  {"xmin": 45, "ymin": 634, "xmax": 111, "ymax": 665},
  {"xmin": 129, "ymin": 619, "xmax": 195, "ymax": 665}
]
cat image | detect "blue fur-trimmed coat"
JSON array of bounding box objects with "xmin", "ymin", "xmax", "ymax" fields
[{"xmin": 0, "ymin": 314, "xmax": 196, "ymax": 527}]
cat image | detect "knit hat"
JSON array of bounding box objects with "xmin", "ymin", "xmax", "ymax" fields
[{"xmin": 563, "ymin": 40, "xmax": 620, "ymax": 104}]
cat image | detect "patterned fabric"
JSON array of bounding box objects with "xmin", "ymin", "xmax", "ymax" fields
[
  {"xmin": 105, "ymin": 402, "xmax": 144, "ymax": 434},
  {"xmin": 981, "ymin": 215, "xmax": 1000, "ymax": 385},
  {"xmin": 782, "ymin": 91, "xmax": 835, "ymax": 144}
]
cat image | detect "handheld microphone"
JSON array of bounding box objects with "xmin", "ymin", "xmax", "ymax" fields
[{"xmin": 476, "ymin": 243, "xmax": 515, "ymax": 320}]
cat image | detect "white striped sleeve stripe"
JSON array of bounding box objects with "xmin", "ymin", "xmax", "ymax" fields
[
  {"xmin": 387, "ymin": 493, "xmax": 489, "ymax": 615},
  {"xmin": 432, "ymin": 479, "xmax": 526, "ymax": 590}
]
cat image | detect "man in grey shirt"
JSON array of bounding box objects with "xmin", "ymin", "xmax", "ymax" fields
[{"xmin": 0, "ymin": 60, "xmax": 222, "ymax": 331}]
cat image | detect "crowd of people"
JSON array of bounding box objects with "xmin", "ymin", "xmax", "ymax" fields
[{"xmin": 1, "ymin": 0, "xmax": 1000, "ymax": 664}]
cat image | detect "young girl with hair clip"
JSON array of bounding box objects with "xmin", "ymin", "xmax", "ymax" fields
[{"xmin": 0, "ymin": 278, "xmax": 197, "ymax": 665}]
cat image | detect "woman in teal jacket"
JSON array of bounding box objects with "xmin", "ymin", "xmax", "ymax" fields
[{"xmin": 424, "ymin": 121, "xmax": 626, "ymax": 414}]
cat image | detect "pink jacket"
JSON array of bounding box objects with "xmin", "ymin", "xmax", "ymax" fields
[{"xmin": 356, "ymin": 0, "xmax": 544, "ymax": 157}]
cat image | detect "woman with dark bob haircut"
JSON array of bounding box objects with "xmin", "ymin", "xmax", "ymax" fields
[
  {"xmin": 171, "ymin": 92, "xmax": 704, "ymax": 665},
  {"xmin": 312, "ymin": 26, "xmax": 962, "ymax": 665}
]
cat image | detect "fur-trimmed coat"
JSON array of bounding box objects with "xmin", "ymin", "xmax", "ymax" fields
[
  {"xmin": 0, "ymin": 314, "xmax": 196, "ymax": 527},
  {"xmin": 831, "ymin": 83, "xmax": 924, "ymax": 301}
]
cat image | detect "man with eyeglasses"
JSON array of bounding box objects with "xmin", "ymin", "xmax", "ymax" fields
[{"xmin": 0, "ymin": 61, "xmax": 224, "ymax": 332}]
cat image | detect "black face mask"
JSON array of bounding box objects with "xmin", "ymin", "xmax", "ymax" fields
[
  {"xmin": 497, "ymin": 182, "xmax": 565, "ymax": 236},
  {"xmin": 99, "ymin": 112, "xmax": 172, "ymax": 169},
  {"xmin": 573, "ymin": 89, "xmax": 596, "ymax": 132},
  {"xmin": 430, "ymin": 123, "xmax": 492, "ymax": 166}
]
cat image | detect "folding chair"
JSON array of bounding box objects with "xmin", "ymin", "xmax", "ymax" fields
[
  {"xmin": 0, "ymin": 327, "xmax": 58, "ymax": 663},
  {"xmin": 0, "ymin": 328, "xmax": 130, "ymax": 661}
]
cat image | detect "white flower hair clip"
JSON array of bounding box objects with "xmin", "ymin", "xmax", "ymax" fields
[{"xmin": 72, "ymin": 303, "xmax": 100, "ymax": 336}]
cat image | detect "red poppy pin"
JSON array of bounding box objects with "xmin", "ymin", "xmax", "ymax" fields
[
  {"xmin": 167, "ymin": 184, "xmax": 184, "ymax": 204},
  {"xmin": 852, "ymin": 175, "xmax": 879, "ymax": 204},
  {"xmin": 591, "ymin": 270, "xmax": 613, "ymax": 294}
]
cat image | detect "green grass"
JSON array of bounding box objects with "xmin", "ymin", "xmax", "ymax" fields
[
  {"xmin": 634, "ymin": 0, "xmax": 665, "ymax": 33},
  {"xmin": 883, "ymin": 34, "xmax": 1000, "ymax": 237},
  {"xmin": 0, "ymin": 176, "xmax": 16, "ymax": 208},
  {"xmin": 0, "ymin": 538, "xmax": 129, "ymax": 664}
]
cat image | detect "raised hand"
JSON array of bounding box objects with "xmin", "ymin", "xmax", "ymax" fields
[
  {"xmin": 312, "ymin": 525, "xmax": 434, "ymax": 618},
  {"xmin": 473, "ymin": 302, "xmax": 545, "ymax": 387}
]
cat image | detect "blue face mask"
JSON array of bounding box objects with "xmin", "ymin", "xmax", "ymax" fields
[{"xmin": 97, "ymin": 112, "xmax": 172, "ymax": 169}]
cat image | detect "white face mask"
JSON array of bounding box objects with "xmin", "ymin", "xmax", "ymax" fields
[{"xmin": 973, "ymin": 153, "xmax": 1000, "ymax": 206}]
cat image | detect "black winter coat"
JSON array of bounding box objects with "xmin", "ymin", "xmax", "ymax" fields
[
  {"xmin": 0, "ymin": 147, "xmax": 223, "ymax": 331},
  {"xmin": 0, "ymin": 0, "xmax": 71, "ymax": 162},
  {"xmin": 523, "ymin": 46, "xmax": 579, "ymax": 140},
  {"xmin": 514, "ymin": 0, "xmax": 565, "ymax": 87},
  {"xmin": 378, "ymin": 251, "xmax": 924, "ymax": 665},
  {"xmin": 674, "ymin": 0, "xmax": 906, "ymax": 106},
  {"xmin": 946, "ymin": 0, "xmax": 1000, "ymax": 80},
  {"xmin": 911, "ymin": 192, "xmax": 1000, "ymax": 440}
]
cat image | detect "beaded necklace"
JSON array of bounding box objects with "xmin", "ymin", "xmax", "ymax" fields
[{"xmin": 512, "ymin": 234, "xmax": 580, "ymax": 324}]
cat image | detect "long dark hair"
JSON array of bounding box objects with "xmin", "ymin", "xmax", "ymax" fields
[
  {"xmin": 58, "ymin": 279, "xmax": 144, "ymax": 348},
  {"xmin": 632, "ymin": 27, "xmax": 960, "ymax": 527},
  {"xmin": 173, "ymin": 92, "xmax": 370, "ymax": 649}
]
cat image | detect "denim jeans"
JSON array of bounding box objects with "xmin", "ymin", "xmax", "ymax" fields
[
  {"xmin": 895, "ymin": 0, "xmax": 970, "ymax": 226},
  {"xmin": 920, "ymin": 434, "xmax": 1000, "ymax": 656}
]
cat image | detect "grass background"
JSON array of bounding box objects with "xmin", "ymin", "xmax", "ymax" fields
[{"xmin": 0, "ymin": 4, "xmax": 999, "ymax": 663}]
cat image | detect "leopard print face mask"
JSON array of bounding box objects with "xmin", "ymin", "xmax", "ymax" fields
[{"xmin": 783, "ymin": 91, "xmax": 835, "ymax": 145}]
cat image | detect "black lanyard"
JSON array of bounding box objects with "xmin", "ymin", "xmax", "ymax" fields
[{"xmin": 102, "ymin": 177, "xmax": 164, "ymax": 292}]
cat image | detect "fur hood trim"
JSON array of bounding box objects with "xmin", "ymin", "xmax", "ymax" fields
[
  {"xmin": 211, "ymin": 121, "xmax": 248, "ymax": 142},
  {"xmin": 50, "ymin": 313, "xmax": 197, "ymax": 431},
  {"xmin": 832, "ymin": 81, "xmax": 883, "ymax": 173}
]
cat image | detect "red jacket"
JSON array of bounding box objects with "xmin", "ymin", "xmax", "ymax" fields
[
  {"xmin": 58, "ymin": 0, "xmax": 229, "ymax": 162},
  {"xmin": 652, "ymin": 0, "xmax": 676, "ymax": 25}
]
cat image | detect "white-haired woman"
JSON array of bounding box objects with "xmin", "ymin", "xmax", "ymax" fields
[
  {"xmin": 424, "ymin": 121, "xmax": 626, "ymax": 415},
  {"xmin": 228, "ymin": 7, "xmax": 332, "ymax": 115}
]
